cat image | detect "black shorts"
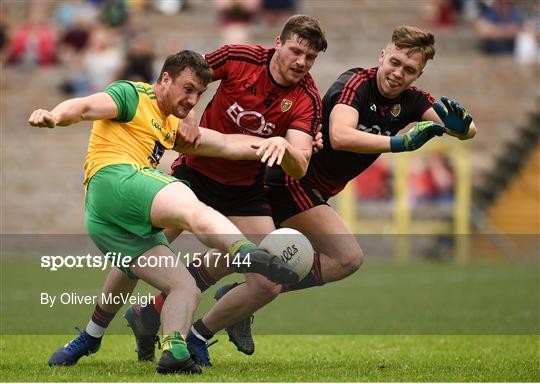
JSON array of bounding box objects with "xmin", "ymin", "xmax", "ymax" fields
[
  {"xmin": 171, "ymin": 160, "xmax": 272, "ymax": 217},
  {"xmin": 265, "ymin": 165, "xmax": 329, "ymax": 226}
]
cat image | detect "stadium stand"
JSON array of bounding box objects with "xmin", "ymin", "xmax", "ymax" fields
[{"xmin": 1, "ymin": 1, "xmax": 538, "ymax": 239}]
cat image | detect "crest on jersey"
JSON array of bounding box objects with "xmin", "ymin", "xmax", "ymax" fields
[
  {"xmin": 312, "ymin": 188, "xmax": 323, "ymax": 200},
  {"xmin": 390, "ymin": 104, "xmax": 401, "ymax": 117},
  {"xmin": 281, "ymin": 99, "xmax": 293, "ymax": 112}
]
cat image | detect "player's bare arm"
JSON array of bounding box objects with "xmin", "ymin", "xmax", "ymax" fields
[
  {"xmin": 175, "ymin": 127, "xmax": 264, "ymax": 160},
  {"xmin": 423, "ymin": 97, "xmax": 477, "ymax": 140},
  {"xmin": 278, "ymin": 129, "xmax": 313, "ymax": 179},
  {"xmin": 329, "ymin": 103, "xmax": 444, "ymax": 153},
  {"xmin": 329, "ymin": 103, "xmax": 395, "ymax": 153},
  {"xmin": 28, "ymin": 93, "xmax": 118, "ymax": 128},
  {"xmin": 175, "ymin": 127, "xmax": 303, "ymax": 171}
]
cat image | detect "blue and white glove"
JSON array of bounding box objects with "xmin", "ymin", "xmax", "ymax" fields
[
  {"xmin": 390, "ymin": 121, "xmax": 445, "ymax": 152},
  {"xmin": 433, "ymin": 96, "xmax": 473, "ymax": 137}
]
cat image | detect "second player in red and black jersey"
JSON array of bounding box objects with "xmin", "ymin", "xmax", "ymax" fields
[
  {"xmin": 180, "ymin": 44, "xmax": 322, "ymax": 186},
  {"xmin": 266, "ymin": 27, "xmax": 475, "ymax": 226},
  {"xmin": 169, "ymin": 41, "xmax": 323, "ymax": 216},
  {"xmin": 265, "ymin": 66, "xmax": 439, "ymax": 223},
  {"xmin": 306, "ymin": 66, "xmax": 435, "ymax": 199}
]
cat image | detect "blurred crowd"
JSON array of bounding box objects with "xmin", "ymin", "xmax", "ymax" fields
[
  {"xmin": 355, "ymin": 155, "xmax": 455, "ymax": 204},
  {"xmin": 0, "ymin": 0, "xmax": 299, "ymax": 96},
  {"xmin": 0, "ymin": 0, "xmax": 537, "ymax": 96},
  {"xmin": 432, "ymin": 0, "xmax": 540, "ymax": 63}
]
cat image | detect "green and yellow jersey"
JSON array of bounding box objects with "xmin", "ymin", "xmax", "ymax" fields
[{"xmin": 83, "ymin": 81, "xmax": 179, "ymax": 186}]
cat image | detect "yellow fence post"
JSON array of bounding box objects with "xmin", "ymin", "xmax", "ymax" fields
[
  {"xmin": 335, "ymin": 139, "xmax": 471, "ymax": 263},
  {"xmin": 453, "ymin": 142, "xmax": 471, "ymax": 263},
  {"xmin": 394, "ymin": 153, "xmax": 411, "ymax": 262}
]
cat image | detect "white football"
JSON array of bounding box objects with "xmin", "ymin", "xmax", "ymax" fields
[{"xmin": 259, "ymin": 228, "xmax": 314, "ymax": 280}]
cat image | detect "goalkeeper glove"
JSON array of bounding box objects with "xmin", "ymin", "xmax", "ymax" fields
[
  {"xmin": 390, "ymin": 121, "xmax": 444, "ymax": 152},
  {"xmin": 433, "ymin": 96, "xmax": 473, "ymax": 136}
]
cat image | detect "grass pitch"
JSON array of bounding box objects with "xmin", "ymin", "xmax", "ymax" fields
[
  {"xmin": 1, "ymin": 335, "xmax": 538, "ymax": 381},
  {"xmin": 1, "ymin": 259, "xmax": 539, "ymax": 381}
]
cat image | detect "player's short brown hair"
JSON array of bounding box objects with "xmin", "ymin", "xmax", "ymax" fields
[
  {"xmin": 280, "ymin": 15, "xmax": 328, "ymax": 52},
  {"xmin": 157, "ymin": 50, "xmax": 213, "ymax": 85},
  {"xmin": 391, "ymin": 26, "xmax": 435, "ymax": 63}
]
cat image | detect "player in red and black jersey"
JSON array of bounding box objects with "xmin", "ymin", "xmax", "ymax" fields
[
  {"xmin": 267, "ymin": 67, "xmax": 441, "ymax": 218},
  {"xmin": 173, "ymin": 42, "xmax": 322, "ymax": 187},
  {"xmin": 267, "ymin": 25, "xmax": 476, "ymax": 286},
  {"xmin": 300, "ymin": 67, "xmax": 436, "ymax": 199}
]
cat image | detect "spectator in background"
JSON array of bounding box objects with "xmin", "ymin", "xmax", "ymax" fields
[
  {"xmin": 215, "ymin": 0, "xmax": 261, "ymax": 44},
  {"xmin": 55, "ymin": 0, "xmax": 98, "ymax": 30},
  {"xmin": 57, "ymin": 13, "xmax": 94, "ymax": 96},
  {"xmin": 0, "ymin": 7, "xmax": 9, "ymax": 64},
  {"xmin": 7, "ymin": 3, "xmax": 57, "ymax": 67},
  {"xmin": 100, "ymin": 0, "xmax": 129, "ymax": 28},
  {"xmin": 409, "ymin": 155, "xmax": 454, "ymax": 203},
  {"xmin": 59, "ymin": 16, "xmax": 92, "ymax": 54},
  {"xmin": 434, "ymin": 0, "xmax": 463, "ymax": 29},
  {"xmin": 515, "ymin": 3, "xmax": 540, "ymax": 64},
  {"xmin": 82, "ymin": 26, "xmax": 123, "ymax": 92},
  {"xmin": 119, "ymin": 32, "xmax": 156, "ymax": 83},
  {"xmin": 355, "ymin": 159, "xmax": 392, "ymax": 201},
  {"xmin": 260, "ymin": 0, "xmax": 297, "ymax": 27},
  {"xmin": 473, "ymin": 0, "xmax": 524, "ymax": 54},
  {"xmin": 153, "ymin": 0, "xmax": 185, "ymax": 15}
]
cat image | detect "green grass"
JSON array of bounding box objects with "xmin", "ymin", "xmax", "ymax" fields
[
  {"xmin": 1, "ymin": 335, "xmax": 539, "ymax": 381},
  {"xmin": 2, "ymin": 260, "xmax": 539, "ymax": 335},
  {"xmin": 1, "ymin": 258, "xmax": 539, "ymax": 381}
]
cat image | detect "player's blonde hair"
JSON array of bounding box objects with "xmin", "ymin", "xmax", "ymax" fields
[
  {"xmin": 280, "ymin": 15, "xmax": 328, "ymax": 52},
  {"xmin": 391, "ymin": 26, "xmax": 435, "ymax": 64}
]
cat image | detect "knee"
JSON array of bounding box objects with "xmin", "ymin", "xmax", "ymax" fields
[
  {"xmin": 190, "ymin": 204, "xmax": 218, "ymax": 234},
  {"xmin": 246, "ymin": 277, "xmax": 281, "ymax": 302},
  {"xmin": 337, "ymin": 248, "xmax": 364, "ymax": 278},
  {"xmin": 189, "ymin": 283, "xmax": 202, "ymax": 303},
  {"xmin": 163, "ymin": 275, "xmax": 202, "ymax": 302}
]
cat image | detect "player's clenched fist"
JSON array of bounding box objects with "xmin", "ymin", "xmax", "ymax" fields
[
  {"xmin": 312, "ymin": 130, "xmax": 323, "ymax": 154},
  {"xmin": 176, "ymin": 110, "xmax": 201, "ymax": 148},
  {"xmin": 28, "ymin": 109, "xmax": 58, "ymax": 128},
  {"xmin": 251, "ymin": 137, "xmax": 289, "ymax": 167}
]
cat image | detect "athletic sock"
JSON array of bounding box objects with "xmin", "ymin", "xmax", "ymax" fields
[
  {"xmin": 161, "ymin": 331, "xmax": 190, "ymax": 360},
  {"xmin": 191, "ymin": 319, "xmax": 215, "ymax": 341},
  {"xmin": 86, "ymin": 304, "xmax": 115, "ymax": 338},
  {"xmin": 229, "ymin": 239, "xmax": 257, "ymax": 255},
  {"xmin": 281, "ymin": 252, "xmax": 325, "ymax": 292},
  {"xmin": 152, "ymin": 291, "xmax": 166, "ymax": 312}
]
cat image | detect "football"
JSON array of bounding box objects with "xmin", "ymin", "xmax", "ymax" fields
[{"xmin": 259, "ymin": 228, "xmax": 314, "ymax": 280}]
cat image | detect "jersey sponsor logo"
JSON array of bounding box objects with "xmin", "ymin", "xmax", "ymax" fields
[
  {"xmin": 151, "ymin": 118, "xmax": 163, "ymax": 132},
  {"xmin": 281, "ymin": 99, "xmax": 293, "ymax": 112},
  {"xmin": 151, "ymin": 118, "xmax": 173, "ymax": 142},
  {"xmin": 226, "ymin": 102, "xmax": 276, "ymax": 136},
  {"xmin": 390, "ymin": 104, "xmax": 401, "ymax": 117}
]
